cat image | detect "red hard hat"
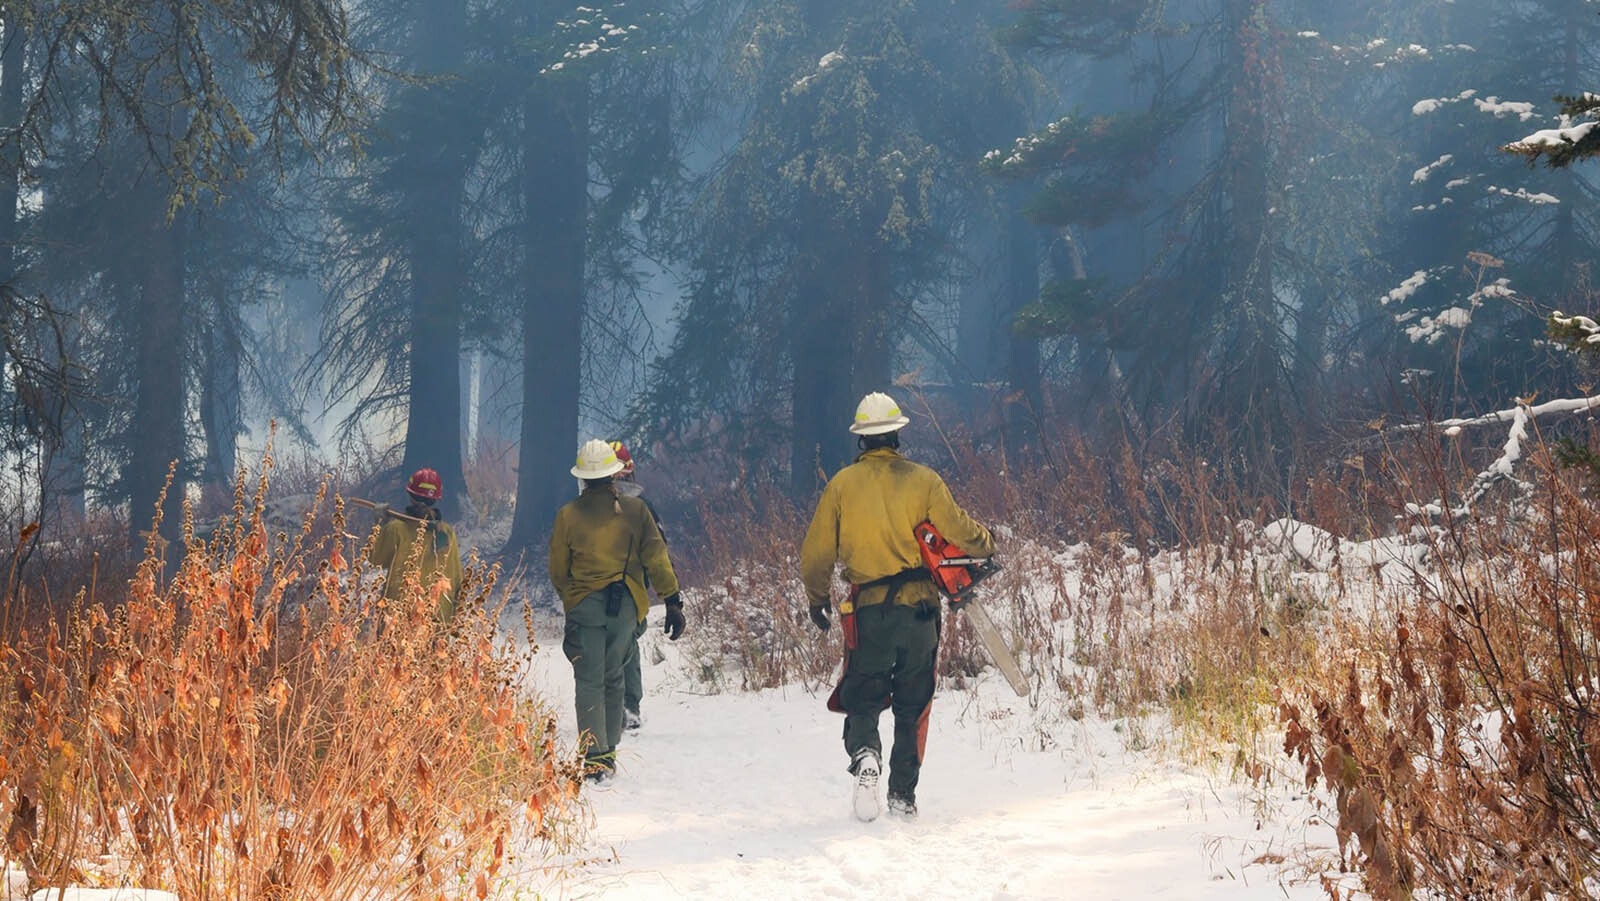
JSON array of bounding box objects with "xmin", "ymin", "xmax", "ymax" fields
[
  {"xmin": 406, "ymin": 467, "xmax": 443, "ymax": 501},
  {"xmin": 608, "ymin": 440, "xmax": 635, "ymax": 477}
]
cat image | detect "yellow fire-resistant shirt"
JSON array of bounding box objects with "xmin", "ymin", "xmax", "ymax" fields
[
  {"xmin": 549, "ymin": 486, "xmax": 679, "ymax": 621},
  {"xmin": 801, "ymin": 447, "xmax": 994, "ymax": 609},
  {"xmin": 368, "ymin": 513, "xmax": 463, "ymax": 621}
]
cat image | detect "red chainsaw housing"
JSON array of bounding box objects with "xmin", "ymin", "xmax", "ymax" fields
[{"xmin": 914, "ymin": 521, "xmax": 996, "ymax": 600}]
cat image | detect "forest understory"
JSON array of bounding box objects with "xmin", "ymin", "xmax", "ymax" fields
[
  {"xmin": 4, "ymin": 0, "xmax": 1600, "ymax": 897},
  {"xmin": 4, "ymin": 407, "xmax": 1599, "ymax": 899}
]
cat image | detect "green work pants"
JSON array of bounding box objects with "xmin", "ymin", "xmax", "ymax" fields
[
  {"xmin": 563, "ymin": 588, "xmax": 635, "ymax": 766},
  {"xmin": 624, "ymin": 616, "xmax": 647, "ymax": 715},
  {"xmin": 839, "ymin": 601, "xmax": 940, "ymax": 798}
]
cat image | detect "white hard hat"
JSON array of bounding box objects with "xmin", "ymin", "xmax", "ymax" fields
[
  {"xmin": 850, "ymin": 391, "xmax": 910, "ymax": 435},
  {"xmin": 571, "ymin": 438, "xmax": 627, "ymax": 479}
]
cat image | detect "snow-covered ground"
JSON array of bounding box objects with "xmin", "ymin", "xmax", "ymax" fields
[
  {"xmin": 506, "ymin": 609, "xmax": 1343, "ymax": 900},
  {"xmin": 10, "ymin": 516, "xmax": 1384, "ymax": 900}
]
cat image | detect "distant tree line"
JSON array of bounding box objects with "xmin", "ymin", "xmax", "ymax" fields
[{"xmin": 0, "ymin": 0, "xmax": 1595, "ymax": 563}]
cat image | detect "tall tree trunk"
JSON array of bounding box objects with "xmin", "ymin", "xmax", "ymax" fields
[
  {"xmin": 789, "ymin": 226, "xmax": 855, "ymax": 495},
  {"xmin": 504, "ymin": 73, "xmax": 588, "ymax": 553},
  {"xmin": 128, "ymin": 173, "xmax": 186, "ymax": 547},
  {"xmin": 1220, "ymin": 0, "xmax": 1278, "ymax": 472},
  {"xmin": 0, "ymin": 17, "xmax": 24, "ymax": 288},
  {"xmin": 955, "ymin": 215, "xmax": 1002, "ymax": 398},
  {"xmin": 400, "ymin": 0, "xmax": 468, "ymax": 519},
  {"xmin": 199, "ymin": 318, "xmax": 241, "ymax": 510},
  {"xmin": 850, "ymin": 245, "xmax": 893, "ymax": 401},
  {"xmin": 787, "ymin": 0, "xmax": 860, "ymax": 495}
]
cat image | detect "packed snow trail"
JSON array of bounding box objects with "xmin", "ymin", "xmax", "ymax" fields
[{"xmin": 511, "ymin": 615, "xmax": 1339, "ymax": 900}]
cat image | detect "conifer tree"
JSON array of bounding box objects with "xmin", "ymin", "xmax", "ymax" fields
[
  {"xmin": 995, "ymin": 0, "xmax": 1391, "ymax": 478},
  {"xmin": 644, "ymin": 0, "xmax": 1036, "ymax": 492}
]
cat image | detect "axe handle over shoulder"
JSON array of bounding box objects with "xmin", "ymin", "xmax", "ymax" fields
[{"xmin": 349, "ymin": 497, "xmax": 427, "ymax": 524}]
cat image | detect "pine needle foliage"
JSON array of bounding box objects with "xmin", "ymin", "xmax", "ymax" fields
[{"xmin": 2, "ymin": 0, "xmax": 373, "ymax": 208}]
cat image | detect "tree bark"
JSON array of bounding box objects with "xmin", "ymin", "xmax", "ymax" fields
[
  {"xmin": 399, "ymin": 0, "xmax": 469, "ymax": 519},
  {"xmin": 955, "ymin": 217, "xmax": 1002, "ymax": 396},
  {"xmin": 789, "ymin": 225, "xmax": 856, "ymax": 495},
  {"xmin": 128, "ymin": 171, "xmax": 186, "ymax": 546},
  {"xmin": 0, "ymin": 16, "xmax": 24, "ymax": 287},
  {"xmin": 504, "ymin": 72, "xmax": 588, "ymax": 553},
  {"xmin": 199, "ymin": 319, "xmax": 241, "ymax": 510}
]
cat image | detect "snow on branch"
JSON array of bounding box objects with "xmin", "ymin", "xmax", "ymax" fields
[
  {"xmin": 1506, "ymin": 120, "xmax": 1599, "ymax": 156},
  {"xmin": 791, "ymin": 49, "xmax": 846, "ymax": 93},
  {"xmin": 1504, "ymin": 94, "xmax": 1600, "ymax": 167},
  {"xmin": 1400, "ymin": 393, "xmax": 1600, "ymax": 518},
  {"xmin": 542, "ymin": 4, "xmax": 645, "ymax": 74},
  {"xmin": 1379, "ymin": 269, "xmax": 1432, "ymax": 305},
  {"xmin": 1486, "ymin": 185, "xmax": 1559, "ymax": 204},
  {"xmin": 1408, "ymin": 393, "xmax": 1600, "ymax": 433},
  {"xmin": 1413, "ymin": 405, "xmax": 1532, "ymax": 517},
  {"xmin": 1413, "ymin": 89, "xmax": 1477, "ymax": 116},
  {"xmin": 1473, "ymin": 96, "xmax": 1538, "ymax": 121},
  {"xmin": 983, "ymin": 116, "xmax": 1076, "ymax": 173},
  {"xmin": 1411, "ymin": 154, "xmax": 1453, "ymax": 184}
]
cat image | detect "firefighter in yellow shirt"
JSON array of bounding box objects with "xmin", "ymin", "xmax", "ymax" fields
[
  {"xmin": 550, "ymin": 439, "xmax": 685, "ymax": 782},
  {"xmin": 801, "ymin": 392, "xmax": 994, "ymax": 822},
  {"xmin": 368, "ymin": 467, "xmax": 463, "ymax": 623}
]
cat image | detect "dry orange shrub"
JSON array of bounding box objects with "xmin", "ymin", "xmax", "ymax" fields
[
  {"xmin": 1, "ymin": 456, "xmax": 582, "ymax": 899},
  {"xmin": 1280, "ymin": 431, "xmax": 1600, "ymax": 899}
]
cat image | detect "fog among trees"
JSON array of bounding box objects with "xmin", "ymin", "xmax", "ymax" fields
[{"xmin": 2, "ymin": 0, "xmax": 1597, "ymax": 561}]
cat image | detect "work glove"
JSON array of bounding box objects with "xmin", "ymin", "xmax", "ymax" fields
[
  {"xmin": 809, "ymin": 604, "xmax": 831, "ymax": 633},
  {"xmin": 371, "ymin": 502, "xmax": 390, "ymax": 524},
  {"xmin": 662, "ymin": 594, "xmax": 686, "ymax": 641}
]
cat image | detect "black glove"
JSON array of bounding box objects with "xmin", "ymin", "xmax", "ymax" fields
[
  {"xmin": 662, "ymin": 594, "xmax": 685, "ymax": 641},
  {"xmin": 809, "ymin": 604, "xmax": 831, "ymax": 632}
]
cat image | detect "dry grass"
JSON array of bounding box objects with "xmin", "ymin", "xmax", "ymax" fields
[
  {"xmin": 1, "ymin": 455, "xmax": 582, "ymax": 899},
  {"xmin": 1280, "ymin": 430, "xmax": 1600, "ymax": 899},
  {"xmin": 461, "ymin": 438, "xmax": 520, "ymax": 532},
  {"xmin": 668, "ymin": 482, "xmax": 836, "ymax": 692}
]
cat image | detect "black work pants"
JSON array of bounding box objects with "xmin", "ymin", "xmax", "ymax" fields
[{"xmin": 839, "ymin": 601, "xmax": 939, "ymax": 798}]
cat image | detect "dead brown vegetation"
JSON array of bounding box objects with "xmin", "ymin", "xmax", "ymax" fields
[
  {"xmin": 1281, "ymin": 428, "xmax": 1600, "ymax": 899},
  {"xmin": 1, "ymin": 454, "xmax": 582, "ymax": 898}
]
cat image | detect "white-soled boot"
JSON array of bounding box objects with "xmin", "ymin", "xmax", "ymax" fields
[{"xmin": 851, "ymin": 749, "xmax": 881, "ymax": 822}]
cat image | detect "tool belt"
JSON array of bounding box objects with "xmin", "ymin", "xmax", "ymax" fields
[{"xmin": 841, "ymin": 567, "xmax": 932, "ymax": 649}]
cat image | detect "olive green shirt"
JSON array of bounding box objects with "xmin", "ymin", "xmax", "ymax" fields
[
  {"xmin": 549, "ymin": 486, "xmax": 679, "ymax": 620},
  {"xmin": 801, "ymin": 447, "xmax": 994, "ymax": 609},
  {"xmin": 368, "ymin": 514, "xmax": 463, "ymax": 621}
]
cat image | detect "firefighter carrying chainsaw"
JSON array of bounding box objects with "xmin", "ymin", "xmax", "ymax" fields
[{"xmin": 800, "ymin": 391, "xmax": 995, "ymax": 822}]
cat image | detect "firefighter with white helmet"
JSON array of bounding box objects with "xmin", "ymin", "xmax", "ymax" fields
[
  {"xmin": 801, "ymin": 391, "xmax": 994, "ymax": 821},
  {"xmin": 549, "ymin": 438, "xmax": 684, "ymax": 781}
]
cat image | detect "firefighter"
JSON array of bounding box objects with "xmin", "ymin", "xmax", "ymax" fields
[
  {"xmin": 368, "ymin": 467, "xmax": 464, "ymax": 623},
  {"xmin": 550, "ymin": 439, "xmax": 685, "ymax": 782},
  {"xmin": 608, "ymin": 440, "xmax": 663, "ymax": 732},
  {"xmin": 800, "ymin": 392, "xmax": 994, "ymax": 821}
]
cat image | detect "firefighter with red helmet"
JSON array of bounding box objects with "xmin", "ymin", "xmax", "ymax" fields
[
  {"xmin": 368, "ymin": 467, "xmax": 464, "ymax": 622},
  {"xmin": 609, "ymin": 440, "xmax": 663, "ymax": 732}
]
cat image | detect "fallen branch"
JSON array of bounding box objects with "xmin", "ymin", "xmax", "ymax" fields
[{"xmin": 1398, "ymin": 393, "xmax": 1600, "ymax": 433}]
